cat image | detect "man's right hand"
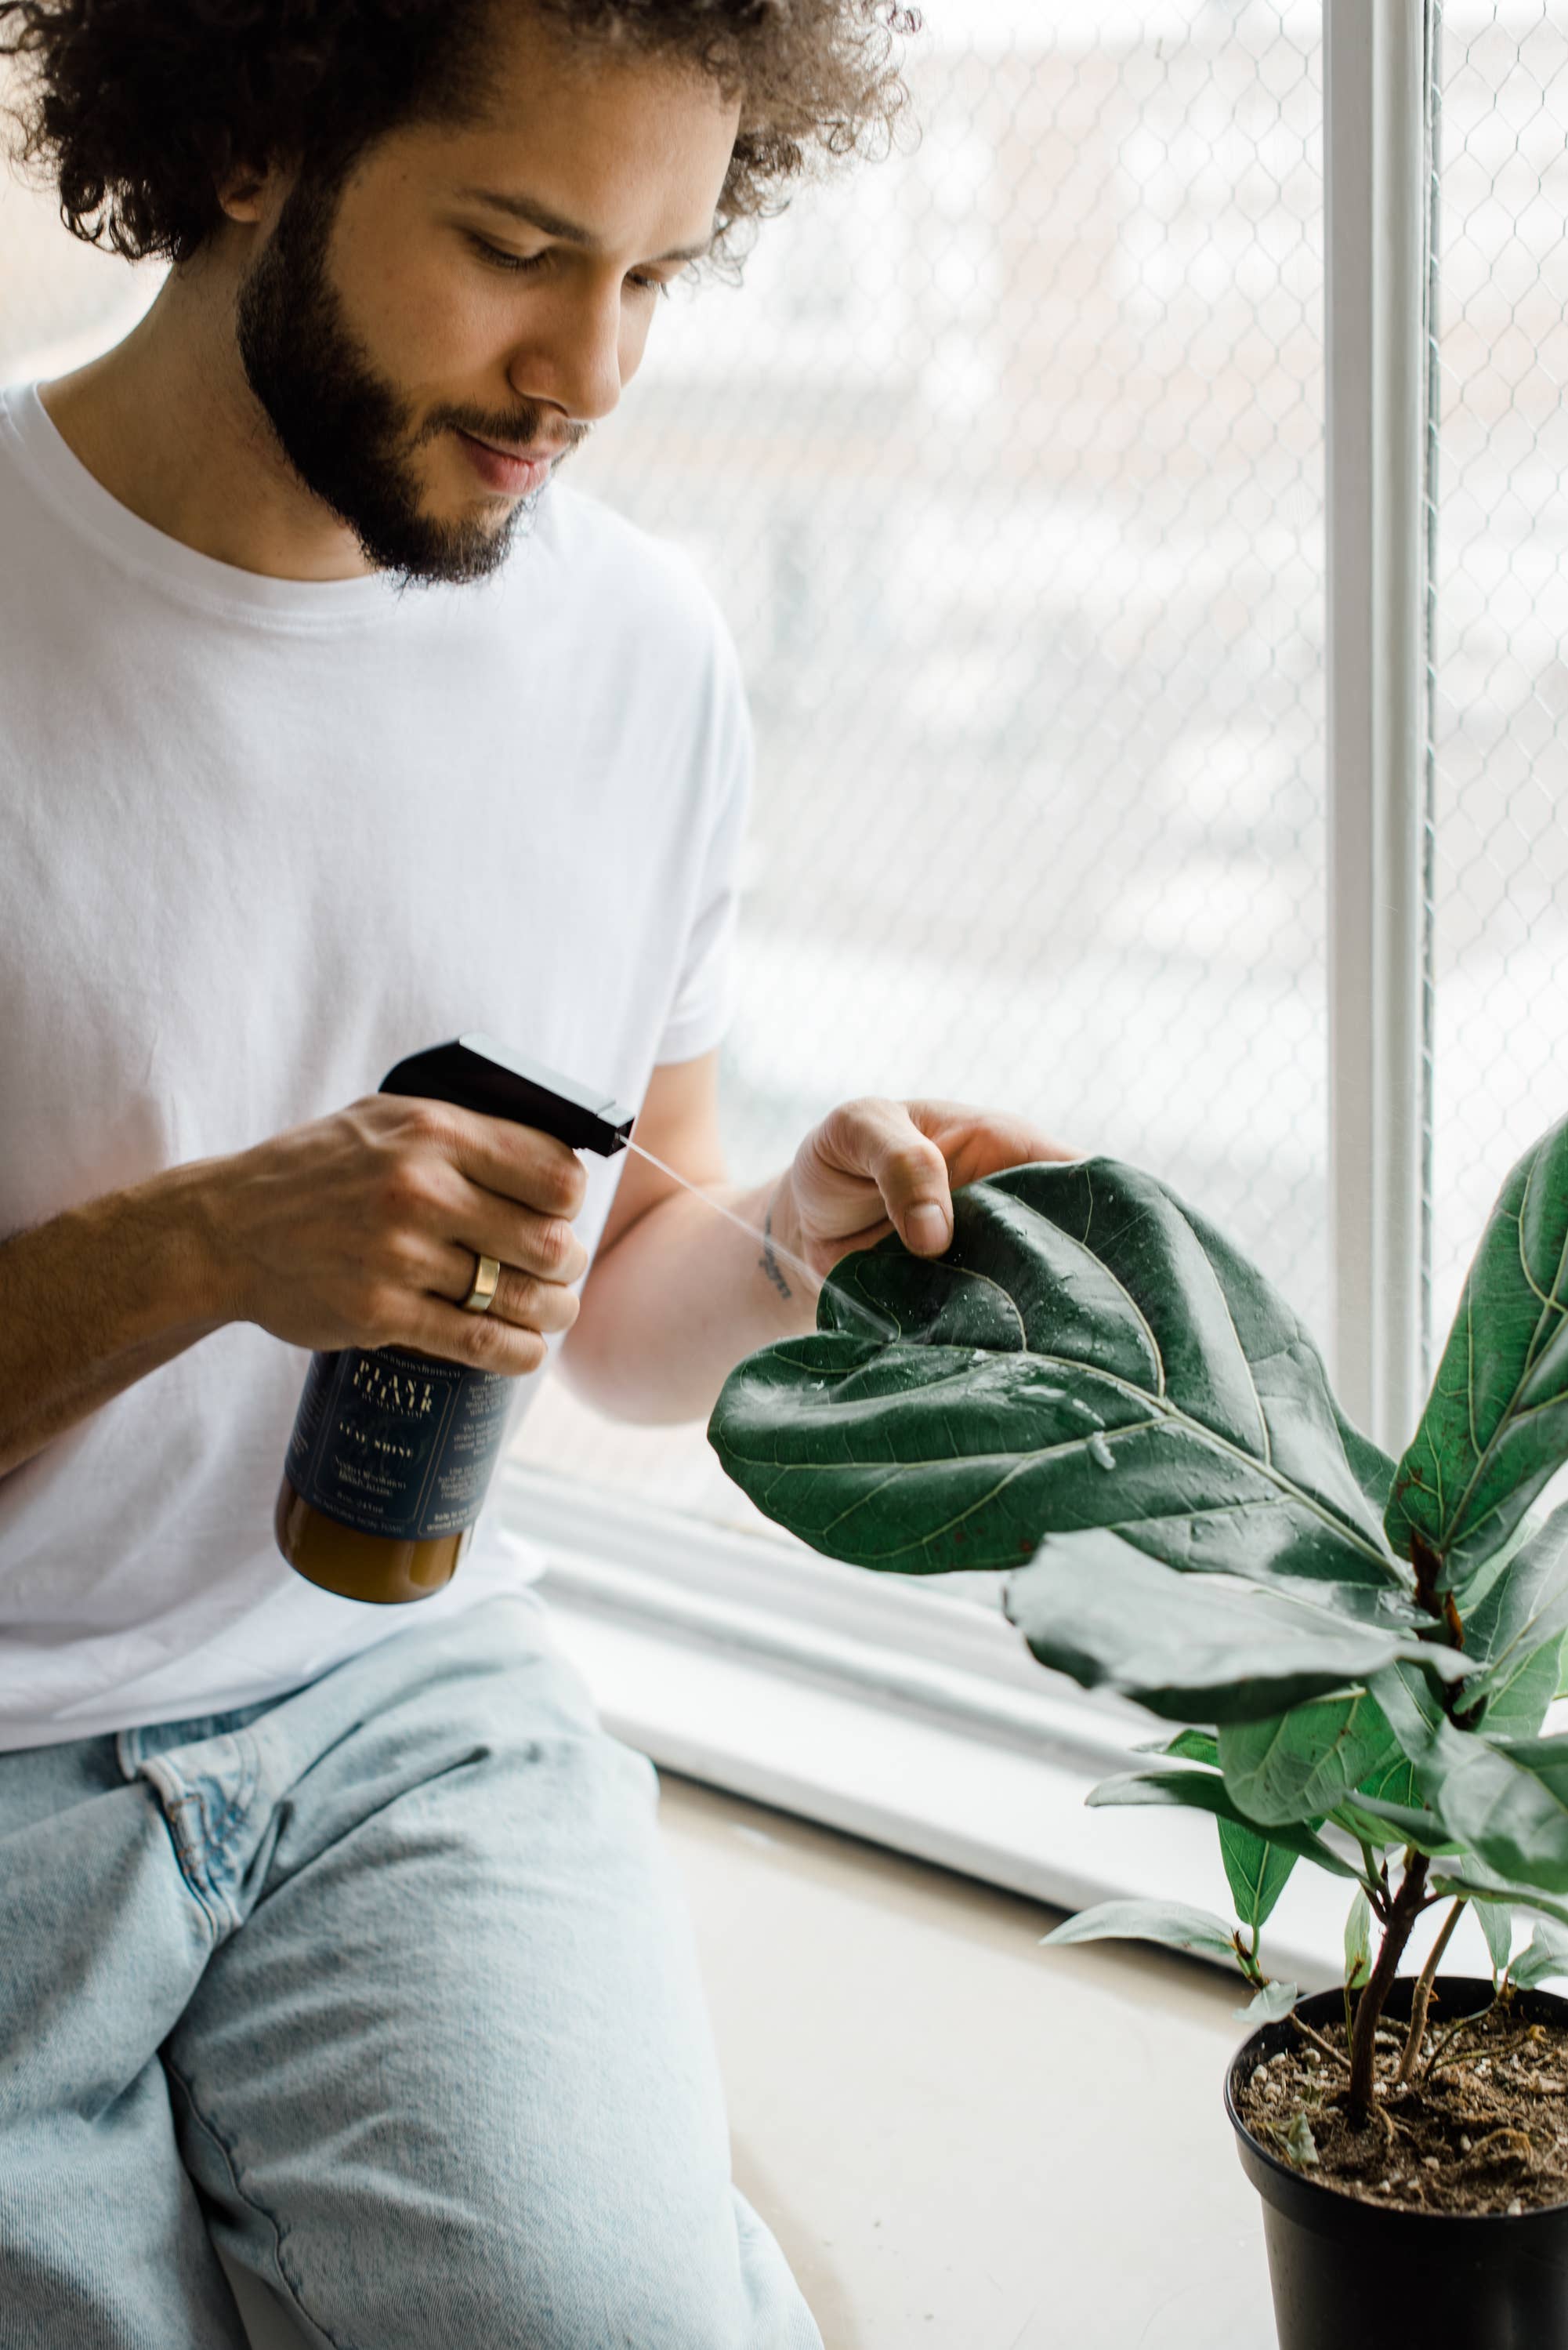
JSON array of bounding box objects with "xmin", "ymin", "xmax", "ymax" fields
[
  {"xmin": 0, "ymin": 1093, "xmax": 596, "ymax": 1480},
  {"xmin": 198, "ymin": 1095, "xmax": 592, "ymax": 1378}
]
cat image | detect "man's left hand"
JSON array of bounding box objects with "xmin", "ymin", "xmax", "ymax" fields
[{"xmin": 775, "ymin": 1097, "xmax": 1079, "ymax": 1278}]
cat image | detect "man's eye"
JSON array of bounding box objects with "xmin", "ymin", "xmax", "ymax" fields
[
  {"xmin": 467, "ymin": 234, "xmax": 669, "ymax": 298},
  {"xmin": 469, "ymin": 235, "xmax": 547, "ymax": 274}
]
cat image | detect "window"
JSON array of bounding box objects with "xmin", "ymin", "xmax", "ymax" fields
[
  {"xmin": 1427, "ymin": 5, "xmax": 1568, "ymax": 1334},
  {"xmin": 520, "ymin": 0, "xmax": 1331, "ymax": 1532},
  {"xmin": 505, "ymin": 0, "xmax": 1566, "ymax": 1974},
  {"xmin": 3, "ymin": 2, "xmax": 1562, "ymax": 1978},
  {"xmin": 512, "ymin": 0, "xmax": 1345, "ymax": 1964}
]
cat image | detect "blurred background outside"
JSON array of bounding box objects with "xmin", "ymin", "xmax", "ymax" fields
[{"xmin": 2, "ymin": 0, "xmax": 1564, "ymax": 1550}]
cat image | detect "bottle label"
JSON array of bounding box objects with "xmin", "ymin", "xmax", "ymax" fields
[{"xmin": 285, "ymin": 1347, "xmax": 515, "ymax": 1542}]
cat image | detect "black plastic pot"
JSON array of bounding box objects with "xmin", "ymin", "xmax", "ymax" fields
[{"xmin": 1226, "ymin": 1976, "xmax": 1568, "ymax": 2349}]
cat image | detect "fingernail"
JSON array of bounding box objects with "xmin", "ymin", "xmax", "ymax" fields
[{"xmin": 907, "ymin": 1205, "xmax": 949, "ymax": 1253}]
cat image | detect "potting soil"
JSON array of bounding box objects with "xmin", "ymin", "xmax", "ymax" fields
[{"xmin": 1238, "ymin": 1997, "xmax": 1568, "ymax": 2215}]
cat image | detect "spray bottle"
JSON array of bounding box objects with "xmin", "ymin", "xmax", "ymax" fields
[{"xmin": 275, "ymin": 1033, "xmax": 634, "ymax": 1605}]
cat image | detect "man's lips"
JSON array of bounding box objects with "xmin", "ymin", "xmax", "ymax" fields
[{"xmin": 454, "ymin": 429, "xmax": 567, "ymax": 497}]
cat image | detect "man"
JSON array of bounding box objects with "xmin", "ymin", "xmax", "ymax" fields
[{"xmin": 0, "ymin": 2, "xmax": 1066, "ymax": 2342}]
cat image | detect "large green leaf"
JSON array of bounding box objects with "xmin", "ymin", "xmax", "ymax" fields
[
  {"xmin": 1139, "ymin": 1728, "xmax": 1221, "ymax": 1768},
  {"xmin": 1510, "ymin": 1921, "xmax": 1568, "ymax": 1990},
  {"xmin": 1460, "ymin": 1503, "xmax": 1568, "ymax": 1739},
  {"xmin": 1004, "ymin": 1528, "xmax": 1469, "ymax": 1724},
  {"xmin": 1217, "ymin": 1690, "xmax": 1398, "ymax": 1828},
  {"xmin": 1330, "ymin": 1745, "xmax": 1432, "ymax": 1852},
  {"xmin": 1374, "ymin": 1661, "xmax": 1568, "ymax": 1890},
  {"xmin": 1219, "ymin": 1820, "xmax": 1300, "ymax": 1932},
  {"xmin": 1385, "ymin": 1115, "xmax": 1568, "ymax": 1592},
  {"xmin": 1038, "ymin": 1898, "xmax": 1240, "ymax": 1964},
  {"xmin": 1469, "ymin": 1638, "xmax": 1568, "ymax": 1743},
  {"xmin": 1086, "ymin": 1765, "xmax": 1353, "ymax": 1880},
  {"xmin": 1478, "ymin": 1898, "xmax": 1514, "ymax": 1982},
  {"xmin": 1432, "ymin": 1868, "xmax": 1568, "ymax": 1935},
  {"xmin": 1238, "ymin": 1979, "xmax": 1302, "ymax": 2023},
  {"xmin": 709, "ymin": 1160, "xmax": 1410, "ymax": 1603},
  {"xmin": 1339, "ymin": 1789, "xmax": 1464, "ymax": 1855}
]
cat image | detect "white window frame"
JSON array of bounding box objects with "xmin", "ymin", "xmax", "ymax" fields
[
  {"xmin": 1325, "ymin": 0, "xmax": 1432, "ymax": 1448},
  {"xmin": 502, "ymin": 0, "xmax": 1439, "ymax": 1989}
]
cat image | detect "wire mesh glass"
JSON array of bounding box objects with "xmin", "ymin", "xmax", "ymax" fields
[
  {"xmin": 1425, "ymin": 0, "xmax": 1568, "ymax": 1350},
  {"xmin": 517, "ymin": 0, "xmax": 1331, "ymax": 1529},
  {"xmin": 1, "ymin": 9, "xmax": 1334, "ymax": 1542}
]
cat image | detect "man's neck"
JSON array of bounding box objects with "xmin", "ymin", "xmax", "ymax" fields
[{"xmin": 40, "ymin": 255, "xmax": 374, "ymax": 583}]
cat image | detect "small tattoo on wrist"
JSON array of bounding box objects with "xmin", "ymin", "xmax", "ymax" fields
[{"xmin": 759, "ymin": 1189, "xmax": 793, "ymax": 1303}]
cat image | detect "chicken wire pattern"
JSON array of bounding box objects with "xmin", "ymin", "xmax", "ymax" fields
[
  {"xmin": 1426, "ymin": 1, "xmax": 1568, "ymax": 1347},
  {"xmin": 519, "ymin": 0, "xmax": 1331, "ymax": 1518},
  {"xmin": 0, "ymin": 11, "xmax": 1334, "ymax": 1531}
]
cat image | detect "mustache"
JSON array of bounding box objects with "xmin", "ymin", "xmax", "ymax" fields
[{"xmin": 416, "ymin": 402, "xmax": 591, "ymax": 460}]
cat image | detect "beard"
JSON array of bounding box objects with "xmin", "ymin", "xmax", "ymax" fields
[{"xmin": 234, "ymin": 171, "xmax": 585, "ymax": 586}]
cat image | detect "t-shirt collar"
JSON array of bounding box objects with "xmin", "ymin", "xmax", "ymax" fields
[{"xmin": 2, "ymin": 379, "xmax": 443, "ymax": 628}]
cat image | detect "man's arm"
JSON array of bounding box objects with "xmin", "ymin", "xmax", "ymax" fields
[
  {"xmin": 560, "ymin": 1054, "xmax": 1078, "ymax": 1428},
  {"xmin": 0, "ymin": 1168, "xmax": 231, "ymax": 1480},
  {"xmin": 0, "ymin": 1098, "xmax": 592, "ymax": 1481},
  {"xmin": 558, "ymin": 1050, "xmax": 814, "ymax": 1427}
]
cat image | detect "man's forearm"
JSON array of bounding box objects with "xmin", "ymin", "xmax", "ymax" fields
[
  {"xmin": 0, "ymin": 1168, "xmax": 227, "ymax": 1478},
  {"xmin": 559, "ymin": 1173, "xmax": 817, "ymax": 1425}
]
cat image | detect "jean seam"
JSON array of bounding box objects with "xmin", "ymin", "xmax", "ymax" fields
[
  {"xmin": 204, "ymin": 1793, "xmax": 247, "ymax": 1932},
  {"xmin": 140, "ymin": 1741, "xmax": 265, "ymax": 1940},
  {"xmin": 141, "ymin": 1762, "xmax": 224, "ymax": 1944},
  {"xmin": 164, "ymin": 2049, "xmax": 358, "ymax": 2350},
  {"xmin": 195, "ymin": 1733, "xmax": 262, "ymax": 1935}
]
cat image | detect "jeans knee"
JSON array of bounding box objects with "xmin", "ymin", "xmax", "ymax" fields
[
  {"xmin": 483, "ymin": 2208, "xmax": 817, "ymax": 2350},
  {"xmin": 481, "ymin": 2268, "xmax": 740, "ymax": 2350}
]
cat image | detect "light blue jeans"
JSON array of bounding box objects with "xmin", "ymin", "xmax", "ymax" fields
[{"xmin": 0, "ymin": 1590, "xmax": 823, "ymax": 2349}]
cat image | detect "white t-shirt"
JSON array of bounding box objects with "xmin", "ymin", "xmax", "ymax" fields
[{"xmin": 0, "ymin": 381, "xmax": 751, "ymax": 1750}]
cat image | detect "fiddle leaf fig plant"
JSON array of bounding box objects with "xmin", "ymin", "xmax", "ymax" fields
[{"xmin": 708, "ymin": 1115, "xmax": 1568, "ymax": 2123}]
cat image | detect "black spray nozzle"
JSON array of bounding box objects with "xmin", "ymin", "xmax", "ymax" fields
[{"xmin": 379, "ymin": 1033, "xmax": 635, "ymax": 1159}]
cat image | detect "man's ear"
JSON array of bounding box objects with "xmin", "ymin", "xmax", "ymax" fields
[{"xmin": 215, "ymin": 161, "xmax": 282, "ymax": 227}]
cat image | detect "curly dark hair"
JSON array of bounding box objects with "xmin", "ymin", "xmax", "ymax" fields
[{"xmin": 0, "ymin": 0, "xmax": 919, "ymax": 269}]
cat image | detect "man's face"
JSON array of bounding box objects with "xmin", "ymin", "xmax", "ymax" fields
[{"xmin": 234, "ymin": 13, "xmax": 740, "ymax": 584}]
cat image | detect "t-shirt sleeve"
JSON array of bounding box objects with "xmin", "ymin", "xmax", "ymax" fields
[{"xmin": 654, "ymin": 620, "xmax": 755, "ymax": 1066}]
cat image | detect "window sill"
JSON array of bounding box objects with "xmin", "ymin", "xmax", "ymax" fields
[{"xmin": 501, "ymin": 1463, "xmax": 1360, "ymax": 1990}]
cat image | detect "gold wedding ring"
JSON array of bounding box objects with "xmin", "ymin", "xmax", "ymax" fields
[{"xmin": 461, "ymin": 1253, "xmax": 502, "ymax": 1315}]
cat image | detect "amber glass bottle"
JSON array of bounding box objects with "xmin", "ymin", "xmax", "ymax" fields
[
  {"xmin": 275, "ymin": 1488, "xmax": 469, "ymax": 1605},
  {"xmin": 275, "ymin": 1344, "xmax": 512, "ymax": 1603},
  {"xmin": 274, "ymin": 1035, "xmax": 632, "ymax": 1605}
]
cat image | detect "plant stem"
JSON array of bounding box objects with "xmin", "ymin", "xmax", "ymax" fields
[
  {"xmin": 1395, "ymin": 1896, "xmax": 1466, "ymax": 2085},
  {"xmin": 1291, "ymin": 2013, "xmax": 1353, "ymax": 2073},
  {"xmin": 1348, "ymin": 1529, "xmax": 1470, "ymax": 2114},
  {"xmin": 1422, "ymin": 1998, "xmax": 1500, "ymax": 2083},
  {"xmin": 1358, "ymin": 1842, "xmax": 1391, "ymax": 1920},
  {"xmin": 1347, "ymin": 1849, "xmax": 1431, "ymax": 2123}
]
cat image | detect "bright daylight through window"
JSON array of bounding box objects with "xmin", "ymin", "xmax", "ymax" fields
[
  {"xmin": 517, "ymin": 0, "xmax": 1567, "ymax": 1821},
  {"xmin": 2, "ymin": 0, "xmax": 1564, "ymax": 1944},
  {"xmin": 526, "ymin": 0, "xmax": 1335, "ymax": 1531}
]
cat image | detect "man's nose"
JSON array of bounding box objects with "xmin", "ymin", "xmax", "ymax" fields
[{"xmin": 510, "ymin": 278, "xmax": 627, "ymax": 427}]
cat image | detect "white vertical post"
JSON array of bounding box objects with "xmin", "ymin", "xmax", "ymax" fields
[{"xmin": 1325, "ymin": 0, "xmax": 1430, "ymax": 1449}]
